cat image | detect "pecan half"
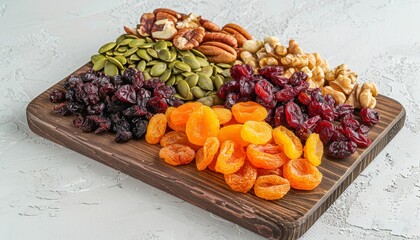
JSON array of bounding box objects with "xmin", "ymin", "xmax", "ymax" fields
[
  {"xmin": 222, "ymin": 23, "xmax": 253, "ymax": 47},
  {"xmin": 151, "ymin": 19, "xmax": 178, "ymax": 40},
  {"xmin": 124, "ymin": 26, "xmax": 139, "ymax": 36},
  {"xmin": 173, "ymin": 27, "xmax": 205, "ymax": 50},
  {"xmin": 138, "ymin": 12, "xmax": 155, "ymax": 37},
  {"xmin": 199, "ymin": 18, "xmax": 220, "ymax": 32},
  {"xmin": 202, "ymin": 32, "xmax": 237, "ymax": 48},
  {"xmin": 195, "ymin": 41, "xmax": 237, "ymax": 63},
  {"xmin": 155, "ymin": 11, "xmax": 178, "ymax": 23},
  {"xmin": 153, "ymin": 8, "xmax": 181, "ymax": 20}
]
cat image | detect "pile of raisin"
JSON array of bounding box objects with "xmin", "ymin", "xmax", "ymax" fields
[
  {"xmin": 50, "ymin": 68, "xmax": 183, "ymax": 143},
  {"xmin": 217, "ymin": 64, "xmax": 380, "ymax": 159}
]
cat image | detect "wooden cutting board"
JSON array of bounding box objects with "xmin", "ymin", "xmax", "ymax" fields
[{"xmin": 26, "ymin": 63, "xmax": 406, "ymax": 240}]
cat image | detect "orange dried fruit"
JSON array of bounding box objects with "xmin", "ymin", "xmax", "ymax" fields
[
  {"xmin": 257, "ymin": 167, "xmax": 283, "ymax": 177},
  {"xmin": 196, "ymin": 137, "xmax": 220, "ymax": 170},
  {"xmin": 159, "ymin": 144, "xmax": 195, "ymax": 166},
  {"xmin": 215, "ymin": 140, "xmax": 246, "ymax": 174},
  {"xmin": 224, "ymin": 161, "xmax": 257, "ymax": 193},
  {"xmin": 165, "ymin": 107, "xmax": 186, "ymax": 132},
  {"xmin": 303, "ymin": 133, "xmax": 323, "ymax": 166},
  {"xmin": 241, "ymin": 120, "xmax": 272, "ymax": 145},
  {"xmin": 170, "ymin": 102, "xmax": 203, "ymax": 126},
  {"xmin": 231, "ymin": 101, "xmax": 268, "ymax": 123},
  {"xmin": 218, "ymin": 124, "xmax": 249, "ymax": 147},
  {"xmin": 253, "ymin": 175, "xmax": 290, "ymax": 200},
  {"xmin": 283, "ymin": 158, "xmax": 322, "ymax": 190},
  {"xmin": 211, "ymin": 107, "xmax": 232, "ymax": 125},
  {"xmin": 145, "ymin": 113, "xmax": 167, "ymax": 144},
  {"xmin": 272, "ymin": 126, "xmax": 303, "ymax": 159},
  {"xmin": 160, "ymin": 131, "xmax": 200, "ymax": 151},
  {"xmin": 186, "ymin": 105, "xmax": 220, "ymax": 146},
  {"xmin": 222, "ymin": 116, "xmax": 241, "ymax": 126},
  {"xmin": 207, "ymin": 153, "xmax": 218, "ymax": 172},
  {"xmin": 246, "ymin": 144, "xmax": 289, "ymax": 169}
]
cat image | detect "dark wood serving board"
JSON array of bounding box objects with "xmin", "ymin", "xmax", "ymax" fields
[{"xmin": 26, "ymin": 64, "xmax": 406, "ymax": 240}]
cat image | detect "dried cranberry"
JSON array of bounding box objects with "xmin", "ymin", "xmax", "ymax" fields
[
  {"xmin": 67, "ymin": 75, "xmax": 83, "ymax": 88},
  {"xmin": 153, "ymin": 85, "xmax": 175, "ymax": 99},
  {"xmin": 166, "ymin": 97, "xmax": 184, "ymax": 107},
  {"xmin": 254, "ymin": 80, "xmax": 274, "ymax": 103},
  {"xmin": 217, "ymin": 80, "xmax": 239, "ymax": 99},
  {"xmin": 285, "ymin": 102, "xmax": 304, "ymax": 128},
  {"xmin": 358, "ymin": 124, "xmax": 370, "ymax": 135},
  {"xmin": 87, "ymin": 102, "xmax": 105, "ymax": 115},
  {"xmin": 297, "ymin": 92, "xmax": 312, "ymax": 105},
  {"xmin": 131, "ymin": 119, "xmax": 148, "ymax": 139},
  {"xmin": 265, "ymin": 108, "xmax": 275, "ymax": 126},
  {"xmin": 269, "ymin": 74, "xmax": 289, "ymax": 87},
  {"xmin": 239, "ymin": 79, "xmax": 255, "ymax": 97},
  {"xmin": 115, "ymin": 130, "xmax": 132, "ymax": 143},
  {"xmin": 331, "ymin": 125, "xmax": 348, "ymax": 142},
  {"xmin": 49, "ymin": 89, "xmax": 66, "ymax": 103},
  {"xmin": 115, "ymin": 85, "xmax": 136, "ymax": 104},
  {"xmin": 230, "ymin": 64, "xmax": 253, "ymax": 80},
  {"xmin": 360, "ymin": 108, "xmax": 380, "ymax": 126},
  {"xmin": 132, "ymin": 72, "xmax": 145, "ymax": 91},
  {"xmin": 295, "ymin": 127, "xmax": 312, "ymax": 142},
  {"xmin": 324, "ymin": 94, "xmax": 336, "ymax": 107},
  {"xmin": 327, "ymin": 141, "xmax": 357, "ymax": 159},
  {"xmin": 335, "ymin": 104, "xmax": 354, "ymax": 118},
  {"xmin": 112, "ymin": 75, "xmax": 124, "ymax": 88},
  {"xmin": 275, "ymin": 87, "xmax": 299, "ymax": 103},
  {"xmin": 309, "ymin": 101, "xmax": 334, "ymax": 121},
  {"xmin": 314, "ymin": 120, "xmax": 335, "ymax": 144},
  {"xmin": 86, "ymin": 115, "xmax": 111, "ymax": 134},
  {"xmin": 123, "ymin": 68, "xmax": 143, "ymax": 85},
  {"xmin": 65, "ymin": 89, "xmax": 75, "ymax": 101},
  {"xmin": 73, "ymin": 115, "xmax": 84, "ymax": 128},
  {"xmin": 256, "ymin": 97, "xmax": 277, "ymax": 109},
  {"xmin": 82, "ymin": 72, "xmax": 97, "ymax": 82},
  {"xmin": 147, "ymin": 96, "xmax": 168, "ymax": 113},
  {"xmin": 53, "ymin": 103, "xmax": 69, "ymax": 116},
  {"xmin": 273, "ymin": 106, "xmax": 287, "ymax": 127},
  {"xmin": 341, "ymin": 114, "xmax": 360, "ymax": 130},
  {"xmin": 258, "ymin": 65, "xmax": 284, "ymax": 79},
  {"xmin": 343, "ymin": 127, "xmax": 371, "ymax": 148},
  {"xmin": 224, "ymin": 92, "xmax": 238, "ymax": 109},
  {"xmin": 289, "ymin": 71, "xmax": 308, "ymax": 86},
  {"xmin": 81, "ymin": 118, "xmax": 95, "ymax": 132},
  {"xmin": 99, "ymin": 83, "xmax": 115, "ymax": 97},
  {"xmin": 295, "ymin": 81, "xmax": 309, "ymax": 93},
  {"xmin": 301, "ymin": 115, "xmax": 322, "ymax": 131},
  {"xmin": 122, "ymin": 105, "xmax": 147, "ymax": 117},
  {"xmin": 144, "ymin": 78, "xmax": 164, "ymax": 90},
  {"xmin": 82, "ymin": 83, "xmax": 100, "ymax": 105},
  {"xmin": 67, "ymin": 102, "xmax": 85, "ymax": 114}
]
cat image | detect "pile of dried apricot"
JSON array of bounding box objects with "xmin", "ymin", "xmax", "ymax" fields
[{"xmin": 147, "ymin": 101, "xmax": 324, "ymax": 200}]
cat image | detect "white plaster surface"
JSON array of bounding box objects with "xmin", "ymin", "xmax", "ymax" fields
[{"xmin": 0, "ymin": 0, "xmax": 419, "ymax": 239}]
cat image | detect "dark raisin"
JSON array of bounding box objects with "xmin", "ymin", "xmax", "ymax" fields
[
  {"xmin": 122, "ymin": 105, "xmax": 147, "ymax": 117},
  {"xmin": 73, "ymin": 115, "xmax": 84, "ymax": 128},
  {"xmin": 87, "ymin": 102, "xmax": 105, "ymax": 115},
  {"xmin": 224, "ymin": 92, "xmax": 238, "ymax": 109},
  {"xmin": 131, "ymin": 119, "xmax": 148, "ymax": 139},
  {"xmin": 67, "ymin": 75, "xmax": 83, "ymax": 88},
  {"xmin": 49, "ymin": 89, "xmax": 66, "ymax": 103},
  {"xmin": 327, "ymin": 141, "xmax": 357, "ymax": 159},
  {"xmin": 114, "ymin": 130, "xmax": 132, "ymax": 143},
  {"xmin": 53, "ymin": 103, "xmax": 69, "ymax": 116},
  {"xmin": 341, "ymin": 114, "xmax": 360, "ymax": 130},
  {"xmin": 115, "ymin": 84, "xmax": 136, "ymax": 104}
]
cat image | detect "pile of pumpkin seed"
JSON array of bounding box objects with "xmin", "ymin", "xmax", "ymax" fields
[{"xmin": 90, "ymin": 34, "xmax": 233, "ymax": 106}]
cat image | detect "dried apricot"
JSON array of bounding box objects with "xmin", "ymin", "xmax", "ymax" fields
[
  {"xmin": 231, "ymin": 101, "xmax": 268, "ymax": 123},
  {"xmin": 272, "ymin": 126, "xmax": 303, "ymax": 159},
  {"xmin": 211, "ymin": 107, "xmax": 233, "ymax": 125},
  {"xmin": 145, "ymin": 113, "xmax": 167, "ymax": 144},
  {"xmin": 257, "ymin": 167, "xmax": 283, "ymax": 177},
  {"xmin": 303, "ymin": 133, "xmax": 323, "ymax": 166},
  {"xmin": 186, "ymin": 106, "xmax": 220, "ymax": 146},
  {"xmin": 224, "ymin": 161, "xmax": 257, "ymax": 193},
  {"xmin": 170, "ymin": 102, "xmax": 202, "ymax": 126},
  {"xmin": 196, "ymin": 137, "xmax": 220, "ymax": 170},
  {"xmin": 165, "ymin": 107, "xmax": 186, "ymax": 132},
  {"xmin": 159, "ymin": 144, "xmax": 195, "ymax": 166},
  {"xmin": 218, "ymin": 124, "xmax": 249, "ymax": 147},
  {"xmin": 215, "ymin": 140, "xmax": 246, "ymax": 174},
  {"xmin": 253, "ymin": 175, "xmax": 290, "ymax": 200},
  {"xmin": 246, "ymin": 144, "xmax": 289, "ymax": 169},
  {"xmin": 283, "ymin": 158, "xmax": 322, "ymax": 190},
  {"xmin": 241, "ymin": 121, "xmax": 272, "ymax": 144},
  {"xmin": 222, "ymin": 116, "xmax": 241, "ymax": 126},
  {"xmin": 207, "ymin": 153, "xmax": 218, "ymax": 172},
  {"xmin": 160, "ymin": 131, "xmax": 200, "ymax": 151}
]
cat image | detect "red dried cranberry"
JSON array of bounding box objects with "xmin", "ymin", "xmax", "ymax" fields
[
  {"xmin": 153, "ymin": 85, "xmax": 175, "ymax": 98},
  {"xmin": 275, "ymin": 87, "xmax": 299, "ymax": 103},
  {"xmin": 230, "ymin": 64, "xmax": 253, "ymax": 80},
  {"xmin": 115, "ymin": 85, "xmax": 136, "ymax": 104},
  {"xmin": 360, "ymin": 108, "xmax": 380, "ymax": 126},
  {"xmin": 341, "ymin": 114, "xmax": 360, "ymax": 130},
  {"xmin": 166, "ymin": 97, "xmax": 184, "ymax": 107},
  {"xmin": 131, "ymin": 119, "xmax": 148, "ymax": 139},
  {"xmin": 327, "ymin": 141, "xmax": 357, "ymax": 159},
  {"xmin": 144, "ymin": 78, "xmax": 164, "ymax": 90},
  {"xmin": 285, "ymin": 102, "xmax": 304, "ymax": 128},
  {"xmin": 53, "ymin": 103, "xmax": 69, "ymax": 116},
  {"xmin": 99, "ymin": 83, "xmax": 115, "ymax": 97},
  {"xmin": 147, "ymin": 96, "xmax": 168, "ymax": 114},
  {"xmin": 273, "ymin": 105, "xmax": 287, "ymax": 127},
  {"xmin": 297, "ymin": 92, "xmax": 312, "ymax": 105},
  {"xmin": 358, "ymin": 124, "xmax": 370, "ymax": 135},
  {"xmin": 132, "ymin": 72, "xmax": 145, "ymax": 91},
  {"xmin": 65, "ymin": 89, "xmax": 75, "ymax": 101},
  {"xmin": 239, "ymin": 79, "xmax": 255, "ymax": 97},
  {"xmin": 335, "ymin": 104, "xmax": 354, "ymax": 118},
  {"xmin": 343, "ymin": 127, "xmax": 371, "ymax": 148},
  {"xmin": 67, "ymin": 102, "xmax": 85, "ymax": 114},
  {"xmin": 258, "ymin": 65, "xmax": 284, "ymax": 79},
  {"xmin": 309, "ymin": 101, "xmax": 334, "ymax": 121},
  {"xmin": 269, "ymin": 74, "xmax": 289, "ymax": 87},
  {"xmin": 73, "ymin": 115, "xmax": 84, "ymax": 128},
  {"xmin": 87, "ymin": 102, "xmax": 105, "ymax": 115},
  {"xmin": 289, "ymin": 71, "xmax": 308, "ymax": 86},
  {"xmin": 295, "ymin": 127, "xmax": 312, "ymax": 142},
  {"xmin": 81, "ymin": 118, "xmax": 95, "ymax": 132},
  {"xmin": 314, "ymin": 120, "xmax": 335, "ymax": 144},
  {"xmin": 49, "ymin": 89, "xmax": 66, "ymax": 103},
  {"xmin": 115, "ymin": 130, "xmax": 132, "ymax": 143},
  {"xmin": 217, "ymin": 80, "xmax": 239, "ymax": 99},
  {"xmin": 295, "ymin": 81, "xmax": 309, "ymax": 93},
  {"xmin": 82, "ymin": 72, "xmax": 97, "ymax": 82},
  {"xmin": 265, "ymin": 108, "xmax": 275, "ymax": 126},
  {"xmin": 256, "ymin": 97, "xmax": 277, "ymax": 109},
  {"xmin": 254, "ymin": 80, "xmax": 274, "ymax": 103},
  {"xmin": 224, "ymin": 92, "xmax": 238, "ymax": 109},
  {"xmin": 122, "ymin": 105, "xmax": 147, "ymax": 117},
  {"xmin": 112, "ymin": 75, "xmax": 124, "ymax": 88},
  {"xmin": 324, "ymin": 94, "xmax": 336, "ymax": 107},
  {"xmin": 86, "ymin": 115, "xmax": 111, "ymax": 134},
  {"xmin": 67, "ymin": 75, "xmax": 83, "ymax": 88},
  {"xmin": 301, "ymin": 115, "xmax": 322, "ymax": 131}
]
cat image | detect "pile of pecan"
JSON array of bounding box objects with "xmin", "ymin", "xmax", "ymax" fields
[{"xmin": 123, "ymin": 8, "xmax": 253, "ymax": 63}]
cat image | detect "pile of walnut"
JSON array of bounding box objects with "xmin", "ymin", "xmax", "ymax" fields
[
  {"xmin": 124, "ymin": 8, "xmax": 253, "ymax": 64},
  {"xmin": 237, "ymin": 36, "xmax": 378, "ymax": 108}
]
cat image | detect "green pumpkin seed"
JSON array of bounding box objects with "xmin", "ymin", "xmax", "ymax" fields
[
  {"xmin": 190, "ymin": 49, "xmax": 206, "ymax": 58},
  {"xmin": 160, "ymin": 69, "xmax": 172, "ymax": 82},
  {"xmin": 221, "ymin": 69, "xmax": 231, "ymax": 78},
  {"xmin": 169, "ymin": 50, "xmax": 177, "ymax": 62},
  {"xmin": 168, "ymin": 60, "xmax": 180, "ymax": 69},
  {"xmin": 137, "ymin": 49, "xmax": 152, "ymax": 61},
  {"xmin": 99, "ymin": 42, "xmax": 116, "ymax": 53},
  {"xmin": 183, "ymin": 55, "xmax": 200, "ymax": 69},
  {"xmin": 174, "ymin": 75, "xmax": 184, "ymax": 84},
  {"xmin": 174, "ymin": 62, "xmax": 191, "ymax": 72},
  {"xmin": 126, "ymin": 34, "xmax": 139, "ymax": 39},
  {"xmin": 176, "ymin": 80, "xmax": 190, "ymax": 98},
  {"xmin": 192, "ymin": 67, "xmax": 202, "ymax": 72},
  {"xmin": 128, "ymin": 64, "xmax": 136, "ymax": 69},
  {"xmin": 177, "ymin": 50, "xmax": 189, "ymax": 56},
  {"xmin": 92, "ymin": 57, "xmax": 107, "ymax": 71},
  {"xmin": 91, "ymin": 54, "xmax": 106, "ymax": 64},
  {"xmin": 185, "ymin": 74, "xmax": 199, "ymax": 88},
  {"xmin": 150, "ymin": 62, "xmax": 167, "ymax": 76},
  {"xmin": 119, "ymin": 38, "xmax": 133, "ymax": 46},
  {"xmin": 200, "ymin": 65, "xmax": 213, "ymax": 77},
  {"xmin": 190, "ymin": 86, "xmax": 206, "ymax": 98},
  {"xmin": 213, "ymin": 75, "xmax": 224, "ymax": 90},
  {"xmin": 198, "ymin": 74, "xmax": 214, "ymax": 91},
  {"xmin": 182, "ymin": 72, "xmax": 195, "ymax": 77},
  {"xmin": 113, "ymin": 51, "xmax": 124, "ymax": 56},
  {"xmin": 129, "ymin": 38, "xmax": 146, "ymax": 48},
  {"xmin": 145, "ymin": 37, "xmax": 154, "ymax": 43},
  {"xmin": 129, "ymin": 54, "xmax": 141, "ymax": 61},
  {"xmin": 123, "ymin": 47, "xmax": 138, "ymax": 57},
  {"xmin": 144, "ymin": 67, "xmax": 151, "ymax": 74},
  {"xmin": 197, "ymin": 96, "xmax": 213, "ymax": 106},
  {"xmin": 139, "ymin": 42, "xmax": 154, "ymax": 48},
  {"xmin": 165, "ymin": 75, "xmax": 176, "ymax": 86},
  {"xmin": 147, "ymin": 48, "xmax": 158, "ymax": 58},
  {"xmin": 146, "ymin": 60, "xmax": 160, "ymax": 66},
  {"xmin": 216, "ymin": 63, "xmax": 233, "ymax": 68},
  {"xmin": 127, "ymin": 59, "xmax": 135, "ymax": 65},
  {"xmin": 107, "ymin": 57, "xmax": 124, "ymax": 70},
  {"xmin": 158, "ymin": 49, "xmax": 172, "ymax": 62},
  {"xmin": 116, "ymin": 35, "xmax": 127, "ymax": 45},
  {"xmin": 196, "ymin": 57, "xmax": 209, "ymax": 67},
  {"xmin": 205, "ymin": 90, "xmax": 217, "ymax": 96},
  {"xmin": 104, "ymin": 61, "xmax": 119, "ymax": 76},
  {"xmin": 211, "ymin": 95, "xmax": 224, "ymax": 105},
  {"xmin": 117, "ymin": 46, "xmax": 128, "ymax": 52},
  {"xmin": 154, "ymin": 40, "xmax": 167, "ymax": 51},
  {"xmin": 224, "ymin": 77, "xmax": 233, "ymax": 83},
  {"xmin": 143, "ymin": 71, "xmax": 151, "ymax": 80},
  {"xmin": 214, "ymin": 65, "xmax": 223, "ymax": 74},
  {"xmin": 185, "ymin": 91, "xmax": 194, "ymax": 100},
  {"xmin": 172, "ymin": 67, "xmax": 182, "ymax": 75},
  {"xmin": 113, "ymin": 55, "xmax": 127, "ymax": 65},
  {"xmin": 137, "ymin": 60, "xmax": 146, "ymax": 72},
  {"xmin": 174, "ymin": 93, "xmax": 186, "ymax": 100}
]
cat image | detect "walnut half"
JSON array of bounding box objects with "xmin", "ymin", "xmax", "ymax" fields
[{"xmin": 173, "ymin": 27, "xmax": 205, "ymax": 50}]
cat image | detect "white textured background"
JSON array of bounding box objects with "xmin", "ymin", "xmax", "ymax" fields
[{"xmin": 0, "ymin": 0, "xmax": 419, "ymax": 239}]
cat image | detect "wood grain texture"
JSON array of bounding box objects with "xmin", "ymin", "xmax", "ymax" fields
[{"xmin": 26, "ymin": 63, "xmax": 406, "ymax": 240}]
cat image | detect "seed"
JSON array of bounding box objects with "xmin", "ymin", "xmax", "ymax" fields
[
  {"xmin": 119, "ymin": 38, "xmax": 133, "ymax": 46},
  {"xmin": 198, "ymin": 74, "xmax": 214, "ymax": 91},
  {"xmin": 91, "ymin": 54, "xmax": 106, "ymax": 64},
  {"xmin": 174, "ymin": 62, "xmax": 191, "ymax": 72},
  {"xmin": 127, "ymin": 59, "xmax": 135, "ymax": 65},
  {"xmin": 150, "ymin": 62, "xmax": 167, "ymax": 76},
  {"xmin": 182, "ymin": 72, "xmax": 195, "ymax": 78},
  {"xmin": 169, "ymin": 50, "xmax": 177, "ymax": 62},
  {"xmin": 147, "ymin": 48, "xmax": 158, "ymax": 58},
  {"xmin": 168, "ymin": 60, "xmax": 180, "ymax": 69},
  {"xmin": 92, "ymin": 57, "xmax": 107, "ymax": 71},
  {"xmin": 183, "ymin": 55, "xmax": 200, "ymax": 69},
  {"xmin": 196, "ymin": 57, "xmax": 209, "ymax": 67},
  {"xmin": 146, "ymin": 60, "xmax": 160, "ymax": 66},
  {"xmin": 143, "ymin": 71, "xmax": 151, "ymax": 80},
  {"xmin": 160, "ymin": 69, "xmax": 172, "ymax": 82},
  {"xmin": 128, "ymin": 64, "xmax": 136, "ymax": 69},
  {"xmin": 165, "ymin": 75, "xmax": 176, "ymax": 86},
  {"xmin": 216, "ymin": 63, "xmax": 232, "ymax": 69},
  {"xmin": 158, "ymin": 49, "xmax": 172, "ymax": 62},
  {"xmin": 107, "ymin": 57, "xmax": 124, "ymax": 70},
  {"xmin": 123, "ymin": 47, "xmax": 138, "ymax": 57},
  {"xmin": 98, "ymin": 42, "xmax": 116, "ymax": 54},
  {"xmin": 137, "ymin": 60, "xmax": 146, "ymax": 72},
  {"xmin": 154, "ymin": 40, "xmax": 167, "ymax": 51},
  {"xmin": 126, "ymin": 34, "xmax": 139, "ymax": 39},
  {"xmin": 177, "ymin": 50, "xmax": 189, "ymax": 57},
  {"xmin": 192, "ymin": 67, "xmax": 202, "ymax": 72},
  {"xmin": 172, "ymin": 67, "xmax": 183, "ymax": 75},
  {"xmin": 145, "ymin": 37, "xmax": 154, "ymax": 43},
  {"xmin": 117, "ymin": 46, "xmax": 128, "ymax": 52},
  {"xmin": 174, "ymin": 75, "xmax": 184, "ymax": 84},
  {"xmin": 166, "ymin": 41, "xmax": 173, "ymax": 47},
  {"xmin": 221, "ymin": 69, "xmax": 231, "ymax": 78},
  {"xmin": 176, "ymin": 80, "xmax": 190, "ymax": 98},
  {"xmin": 116, "ymin": 35, "xmax": 127, "ymax": 44},
  {"xmin": 200, "ymin": 65, "xmax": 213, "ymax": 77},
  {"xmin": 197, "ymin": 96, "xmax": 214, "ymax": 106},
  {"xmin": 113, "ymin": 51, "xmax": 124, "ymax": 56},
  {"xmin": 104, "ymin": 61, "xmax": 119, "ymax": 76},
  {"xmin": 137, "ymin": 49, "xmax": 152, "ymax": 61},
  {"xmin": 206, "ymin": 90, "xmax": 217, "ymax": 96},
  {"xmin": 174, "ymin": 93, "xmax": 185, "ymax": 100},
  {"xmin": 213, "ymin": 75, "xmax": 224, "ymax": 90},
  {"xmin": 129, "ymin": 38, "xmax": 146, "ymax": 48},
  {"xmin": 185, "ymin": 74, "xmax": 199, "ymax": 87},
  {"xmin": 129, "ymin": 54, "xmax": 141, "ymax": 61},
  {"xmin": 190, "ymin": 49, "xmax": 206, "ymax": 58},
  {"xmin": 190, "ymin": 86, "xmax": 206, "ymax": 98},
  {"xmin": 138, "ymin": 42, "xmax": 154, "ymax": 48}
]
